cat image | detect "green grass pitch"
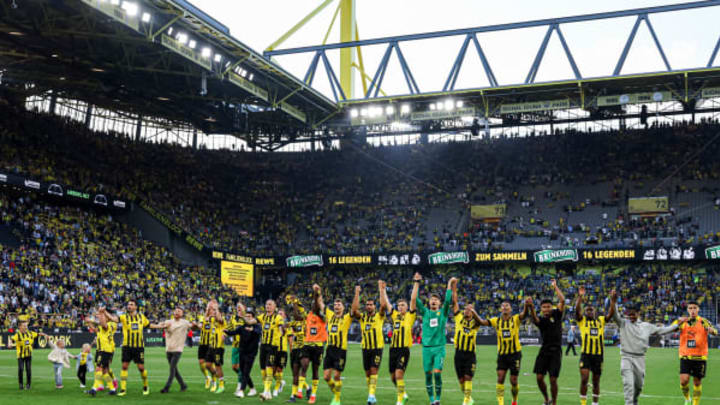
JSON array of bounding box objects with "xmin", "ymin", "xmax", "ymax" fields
[{"xmin": 1, "ymin": 345, "xmax": 717, "ymax": 404}]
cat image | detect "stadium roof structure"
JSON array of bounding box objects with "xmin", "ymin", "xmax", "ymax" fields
[
  {"xmin": 3, "ymin": 0, "xmax": 720, "ymax": 148},
  {"xmin": 0, "ymin": 0, "xmax": 337, "ymax": 149}
]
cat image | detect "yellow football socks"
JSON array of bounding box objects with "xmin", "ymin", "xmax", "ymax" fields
[
  {"xmin": 396, "ymin": 379, "xmax": 406, "ymax": 403},
  {"xmin": 693, "ymin": 384, "xmax": 702, "ymax": 405},
  {"xmin": 496, "ymin": 383, "xmax": 505, "ymax": 405}
]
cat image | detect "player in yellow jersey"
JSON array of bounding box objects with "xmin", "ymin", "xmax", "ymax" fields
[
  {"xmin": 477, "ymin": 298, "xmax": 531, "ymax": 405},
  {"xmin": 317, "ymin": 283, "xmax": 352, "ymax": 405},
  {"xmin": 258, "ymin": 299, "xmax": 285, "ymax": 401},
  {"xmin": 85, "ymin": 308, "xmax": 118, "ymax": 396},
  {"xmin": 575, "ymin": 286, "xmax": 615, "ymax": 405},
  {"xmin": 351, "ymin": 282, "xmax": 386, "ymax": 405},
  {"xmin": 286, "ymin": 295, "xmax": 308, "ymax": 402},
  {"xmin": 273, "ymin": 308, "xmax": 290, "ymax": 397},
  {"xmin": 379, "ymin": 279, "xmax": 416, "ymax": 405},
  {"xmin": 451, "ymin": 280, "xmax": 482, "ymax": 405},
  {"xmin": 8, "ymin": 321, "xmax": 40, "ymax": 390},
  {"xmin": 192, "ymin": 300, "xmax": 220, "ymax": 389},
  {"xmin": 106, "ymin": 300, "xmax": 150, "ymax": 396},
  {"xmin": 207, "ymin": 305, "xmax": 227, "ymax": 394}
]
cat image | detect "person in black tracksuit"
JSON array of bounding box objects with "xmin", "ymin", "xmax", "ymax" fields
[{"xmin": 225, "ymin": 309, "xmax": 262, "ymax": 394}]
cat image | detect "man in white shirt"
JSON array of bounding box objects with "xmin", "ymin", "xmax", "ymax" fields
[{"xmin": 150, "ymin": 307, "xmax": 192, "ymax": 393}]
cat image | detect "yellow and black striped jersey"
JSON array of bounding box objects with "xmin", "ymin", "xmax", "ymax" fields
[
  {"xmin": 209, "ymin": 316, "xmax": 226, "ymax": 349},
  {"xmin": 489, "ymin": 314, "xmax": 521, "ymax": 355},
  {"xmin": 359, "ymin": 311, "xmax": 386, "ymax": 350},
  {"xmin": 279, "ymin": 329, "xmax": 289, "ymax": 352},
  {"xmin": 11, "ymin": 331, "xmax": 38, "ymax": 358},
  {"xmin": 454, "ymin": 312, "xmax": 480, "ymax": 352},
  {"xmin": 258, "ymin": 312, "xmax": 284, "ymax": 347},
  {"xmin": 119, "ymin": 313, "xmax": 149, "ymax": 348},
  {"xmin": 230, "ymin": 315, "xmax": 246, "ymax": 348},
  {"xmin": 96, "ymin": 321, "xmax": 118, "ymax": 353},
  {"xmin": 287, "ymin": 320, "xmax": 305, "ymax": 349},
  {"xmin": 577, "ymin": 315, "xmax": 606, "ymax": 356},
  {"xmin": 390, "ymin": 310, "xmax": 416, "ymax": 349},
  {"xmin": 326, "ymin": 308, "xmax": 352, "ymax": 350},
  {"xmin": 80, "ymin": 352, "xmax": 89, "ymax": 365},
  {"xmin": 198, "ymin": 315, "xmax": 214, "ymax": 346}
]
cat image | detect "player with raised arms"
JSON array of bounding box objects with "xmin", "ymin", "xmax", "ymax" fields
[
  {"xmin": 527, "ymin": 279, "xmax": 565, "ymax": 405},
  {"xmin": 450, "ymin": 277, "xmax": 482, "ymax": 405},
  {"xmin": 413, "ymin": 272, "xmax": 456, "ymax": 405},
  {"xmin": 351, "ymin": 282, "xmax": 386, "ymax": 405},
  {"xmin": 379, "ymin": 279, "xmax": 416, "ymax": 405}
]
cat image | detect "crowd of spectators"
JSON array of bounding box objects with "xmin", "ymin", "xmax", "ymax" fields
[
  {"xmin": 0, "ymin": 192, "xmax": 237, "ymax": 332},
  {"xmin": 3, "ymin": 102, "xmax": 720, "ymax": 256}
]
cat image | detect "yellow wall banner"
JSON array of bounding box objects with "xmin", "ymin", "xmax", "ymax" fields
[
  {"xmin": 221, "ymin": 260, "xmax": 254, "ymax": 296},
  {"xmin": 628, "ymin": 196, "xmax": 669, "ymax": 214},
  {"xmin": 500, "ymin": 100, "xmax": 569, "ymax": 114},
  {"xmin": 471, "ymin": 204, "xmax": 506, "ymax": 219}
]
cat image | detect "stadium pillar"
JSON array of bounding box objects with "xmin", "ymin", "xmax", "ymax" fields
[
  {"xmin": 339, "ymin": 0, "xmax": 356, "ymax": 99},
  {"xmin": 192, "ymin": 128, "xmax": 198, "ymax": 149},
  {"xmin": 49, "ymin": 94, "xmax": 57, "ymax": 115},
  {"xmin": 85, "ymin": 104, "xmax": 93, "ymax": 128},
  {"xmin": 135, "ymin": 114, "xmax": 143, "ymax": 142},
  {"xmin": 420, "ymin": 132, "xmax": 428, "ymax": 144}
]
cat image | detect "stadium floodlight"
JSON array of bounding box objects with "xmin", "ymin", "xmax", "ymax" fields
[
  {"xmin": 121, "ymin": 2, "xmax": 138, "ymax": 16},
  {"xmin": 368, "ymin": 106, "xmax": 379, "ymax": 118},
  {"xmin": 214, "ymin": 54, "xmax": 222, "ymax": 63},
  {"xmin": 429, "ymin": 103, "xmax": 436, "ymax": 110},
  {"xmin": 248, "ymin": 73, "xmax": 254, "ymax": 81},
  {"xmin": 400, "ymin": 104, "xmax": 411, "ymax": 115},
  {"xmin": 168, "ymin": 27, "xmax": 174, "ymax": 35},
  {"xmin": 141, "ymin": 12, "xmax": 151, "ymax": 23},
  {"xmin": 176, "ymin": 33, "xmax": 188, "ymax": 45},
  {"xmin": 444, "ymin": 99, "xmax": 454, "ymax": 111},
  {"xmin": 456, "ymin": 100, "xmax": 464, "ymax": 108},
  {"xmin": 350, "ymin": 109, "xmax": 359, "ymax": 118},
  {"xmin": 188, "ymin": 39, "xmax": 196, "ymax": 49},
  {"xmin": 110, "ymin": 0, "xmax": 120, "ymax": 5},
  {"xmin": 201, "ymin": 48, "xmax": 212, "ymax": 59},
  {"xmin": 360, "ymin": 108, "xmax": 368, "ymax": 117},
  {"xmin": 386, "ymin": 106, "xmax": 395, "ymax": 115}
]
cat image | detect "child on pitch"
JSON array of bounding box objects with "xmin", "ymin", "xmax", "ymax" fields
[
  {"xmin": 76, "ymin": 343, "xmax": 94, "ymax": 388},
  {"xmin": 46, "ymin": 336, "xmax": 74, "ymax": 388}
]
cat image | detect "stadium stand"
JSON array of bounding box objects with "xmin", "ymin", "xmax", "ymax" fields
[{"xmin": 3, "ymin": 104, "xmax": 720, "ymax": 256}]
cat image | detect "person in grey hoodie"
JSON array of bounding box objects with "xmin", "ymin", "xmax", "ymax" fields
[{"xmin": 608, "ymin": 290, "xmax": 686, "ymax": 405}]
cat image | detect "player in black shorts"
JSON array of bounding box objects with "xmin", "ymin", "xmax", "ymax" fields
[
  {"xmin": 451, "ymin": 282, "xmax": 482, "ymax": 405},
  {"xmin": 528, "ymin": 279, "xmax": 565, "ymax": 405}
]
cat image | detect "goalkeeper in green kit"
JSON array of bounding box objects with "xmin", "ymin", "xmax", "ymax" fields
[{"xmin": 412, "ymin": 272, "xmax": 457, "ymax": 405}]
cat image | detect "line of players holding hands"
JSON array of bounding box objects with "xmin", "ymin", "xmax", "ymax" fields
[{"xmin": 9, "ymin": 272, "xmax": 718, "ymax": 405}]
